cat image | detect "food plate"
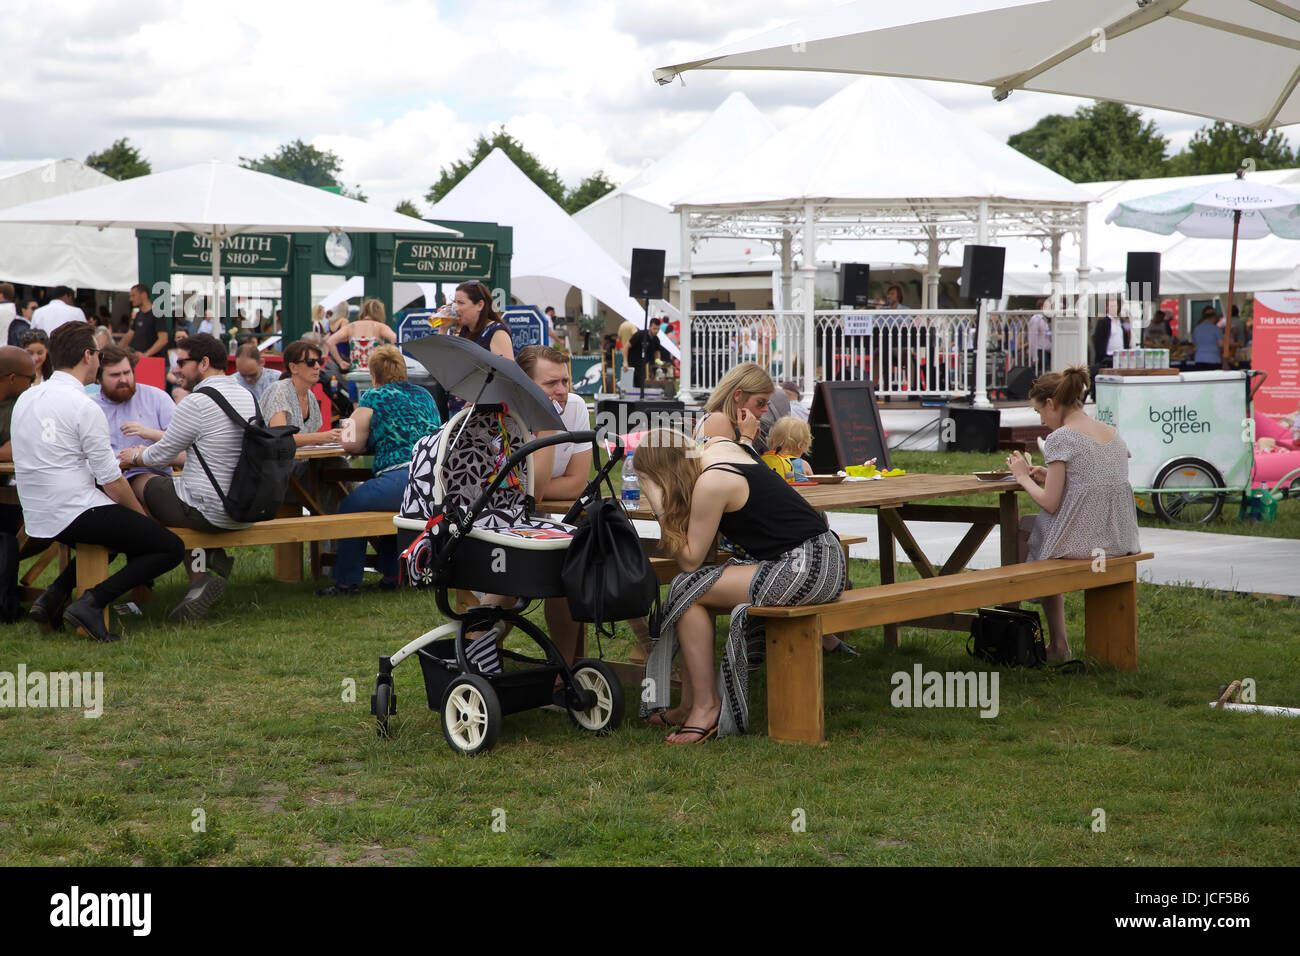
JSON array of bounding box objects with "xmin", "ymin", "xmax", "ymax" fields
[
  {"xmin": 807, "ymin": 474, "xmax": 846, "ymax": 484},
  {"xmin": 973, "ymin": 471, "xmax": 1014, "ymax": 481}
]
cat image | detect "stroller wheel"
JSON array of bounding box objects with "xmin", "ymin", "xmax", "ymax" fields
[
  {"xmin": 567, "ymin": 660, "xmax": 625, "ymax": 735},
  {"xmin": 440, "ymin": 675, "xmax": 502, "ymax": 755},
  {"xmin": 372, "ymin": 681, "xmax": 394, "ymax": 738}
]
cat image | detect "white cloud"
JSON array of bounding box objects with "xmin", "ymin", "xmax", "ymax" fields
[{"xmin": 2, "ymin": 0, "xmax": 1296, "ymax": 223}]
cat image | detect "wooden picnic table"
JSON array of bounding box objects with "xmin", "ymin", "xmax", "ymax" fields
[{"xmin": 540, "ymin": 472, "xmax": 1029, "ymax": 649}]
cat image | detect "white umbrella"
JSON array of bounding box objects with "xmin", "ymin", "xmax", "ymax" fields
[
  {"xmin": 1106, "ymin": 171, "xmax": 1300, "ymax": 363},
  {"xmin": 654, "ymin": 0, "xmax": 1300, "ymax": 131},
  {"xmin": 0, "ymin": 160, "xmax": 460, "ymax": 322}
]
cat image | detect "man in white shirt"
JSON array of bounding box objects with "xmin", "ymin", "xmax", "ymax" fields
[
  {"xmin": 13, "ymin": 323, "xmax": 184, "ymax": 641},
  {"xmin": 30, "ymin": 286, "xmax": 89, "ymax": 337},
  {"xmin": 119, "ymin": 333, "xmax": 253, "ymax": 622}
]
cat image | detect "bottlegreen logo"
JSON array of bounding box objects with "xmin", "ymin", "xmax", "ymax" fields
[{"xmin": 1149, "ymin": 405, "xmax": 1210, "ymax": 443}]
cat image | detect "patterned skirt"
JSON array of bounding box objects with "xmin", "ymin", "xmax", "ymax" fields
[{"xmin": 640, "ymin": 529, "xmax": 847, "ymax": 737}]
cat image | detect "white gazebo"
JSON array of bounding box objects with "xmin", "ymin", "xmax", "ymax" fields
[{"xmin": 670, "ymin": 76, "xmax": 1095, "ymax": 404}]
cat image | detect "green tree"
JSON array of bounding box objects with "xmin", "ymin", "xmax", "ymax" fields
[
  {"xmin": 425, "ymin": 126, "xmax": 567, "ymax": 207},
  {"xmin": 239, "ymin": 139, "xmax": 367, "ymax": 201},
  {"xmin": 1167, "ymin": 122, "xmax": 1297, "ymax": 176},
  {"xmin": 564, "ymin": 170, "xmax": 617, "ymax": 213},
  {"xmin": 394, "ymin": 199, "xmax": 422, "ymax": 218},
  {"xmin": 85, "ymin": 137, "xmax": 151, "ymax": 180},
  {"xmin": 1007, "ymin": 101, "xmax": 1169, "ymax": 182}
]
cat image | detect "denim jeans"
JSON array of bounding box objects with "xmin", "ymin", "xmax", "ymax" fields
[{"xmin": 334, "ymin": 465, "xmax": 409, "ymax": 587}]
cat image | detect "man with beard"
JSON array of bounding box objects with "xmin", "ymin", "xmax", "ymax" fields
[{"xmin": 92, "ymin": 345, "xmax": 182, "ymax": 500}]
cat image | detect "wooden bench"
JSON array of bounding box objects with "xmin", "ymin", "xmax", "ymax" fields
[
  {"xmin": 74, "ymin": 512, "xmax": 397, "ymax": 625},
  {"xmin": 745, "ymin": 552, "xmax": 1153, "ymax": 744}
]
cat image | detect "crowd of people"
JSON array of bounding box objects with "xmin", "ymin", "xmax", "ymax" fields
[{"xmin": 0, "ymin": 279, "xmax": 1145, "ymax": 749}]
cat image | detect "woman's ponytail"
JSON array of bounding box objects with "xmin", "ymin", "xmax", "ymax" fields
[{"xmin": 1028, "ymin": 364, "xmax": 1090, "ymax": 408}]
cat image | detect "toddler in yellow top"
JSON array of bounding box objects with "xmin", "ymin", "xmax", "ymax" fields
[{"xmin": 761, "ymin": 416, "xmax": 813, "ymax": 482}]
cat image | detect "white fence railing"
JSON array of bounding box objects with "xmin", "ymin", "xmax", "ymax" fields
[{"xmin": 687, "ymin": 309, "xmax": 1062, "ymax": 397}]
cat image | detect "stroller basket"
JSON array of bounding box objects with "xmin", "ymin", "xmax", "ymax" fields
[{"xmin": 417, "ymin": 639, "xmax": 560, "ymax": 716}]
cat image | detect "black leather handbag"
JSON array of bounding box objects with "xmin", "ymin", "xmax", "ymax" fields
[
  {"xmin": 561, "ymin": 498, "xmax": 659, "ymax": 637},
  {"xmin": 967, "ymin": 606, "xmax": 1046, "ymax": 668}
]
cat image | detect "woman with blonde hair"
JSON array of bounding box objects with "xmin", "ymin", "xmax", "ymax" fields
[
  {"xmin": 634, "ymin": 425, "xmax": 847, "ymax": 743},
  {"xmin": 326, "ymin": 296, "xmax": 397, "ymax": 373},
  {"xmin": 695, "ymin": 362, "xmax": 775, "ymax": 445}
]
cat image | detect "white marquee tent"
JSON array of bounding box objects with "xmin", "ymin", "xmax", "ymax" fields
[
  {"xmin": 426, "ymin": 148, "xmax": 648, "ymax": 327},
  {"xmin": 668, "ymin": 76, "xmax": 1095, "ymax": 396},
  {"xmin": 0, "ymin": 159, "xmax": 137, "ymax": 290},
  {"xmin": 574, "ymin": 91, "xmax": 778, "ymax": 280}
]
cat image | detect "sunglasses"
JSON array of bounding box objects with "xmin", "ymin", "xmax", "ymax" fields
[{"xmin": 297, "ymin": 357, "xmax": 322, "ymax": 368}]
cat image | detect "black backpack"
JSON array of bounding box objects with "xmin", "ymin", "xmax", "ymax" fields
[
  {"xmin": 561, "ymin": 498, "xmax": 659, "ymax": 637},
  {"xmin": 191, "ymin": 385, "xmax": 298, "ymax": 523}
]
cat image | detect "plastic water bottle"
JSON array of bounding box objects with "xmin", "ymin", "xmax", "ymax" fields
[{"xmin": 620, "ymin": 452, "xmax": 640, "ymax": 508}]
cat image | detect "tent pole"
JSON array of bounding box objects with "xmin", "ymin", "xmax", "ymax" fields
[
  {"xmin": 1224, "ymin": 209, "xmax": 1240, "ymax": 369},
  {"xmin": 973, "ymin": 201, "xmax": 991, "ymax": 408},
  {"xmin": 801, "ymin": 201, "xmax": 816, "ymax": 403},
  {"xmin": 679, "ymin": 209, "xmax": 693, "ymax": 397}
]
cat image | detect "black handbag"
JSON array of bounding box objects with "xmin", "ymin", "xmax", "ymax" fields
[
  {"xmin": 967, "ymin": 606, "xmax": 1046, "ymax": 668},
  {"xmin": 561, "ymin": 498, "xmax": 659, "ymax": 638}
]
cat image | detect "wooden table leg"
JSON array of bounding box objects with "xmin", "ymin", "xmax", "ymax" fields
[
  {"xmin": 877, "ymin": 508, "xmax": 899, "ymax": 649},
  {"xmin": 1084, "ymin": 577, "xmax": 1138, "ymax": 670},
  {"xmin": 765, "ymin": 615, "xmax": 825, "ymax": 744},
  {"xmin": 273, "ymin": 503, "xmax": 303, "ymax": 582},
  {"xmin": 999, "ymin": 490, "xmax": 1020, "ymax": 566},
  {"xmin": 74, "ymin": 543, "xmax": 111, "ymax": 629}
]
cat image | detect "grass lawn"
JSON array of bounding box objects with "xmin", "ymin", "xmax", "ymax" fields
[{"xmin": 2, "ymin": 542, "xmax": 1297, "ymax": 866}]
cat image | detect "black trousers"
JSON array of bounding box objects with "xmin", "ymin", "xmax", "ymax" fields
[
  {"xmin": 50, "ymin": 505, "xmax": 184, "ymax": 606},
  {"xmin": 631, "ymin": 361, "xmax": 648, "ymax": 388}
]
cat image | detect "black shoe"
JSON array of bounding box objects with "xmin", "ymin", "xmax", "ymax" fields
[
  {"xmin": 316, "ymin": 583, "xmax": 360, "ymax": 597},
  {"xmin": 205, "ymin": 548, "xmax": 234, "ymax": 579},
  {"xmin": 29, "ymin": 586, "xmax": 72, "ymax": 633},
  {"xmin": 825, "ymin": 637, "xmax": 860, "ymax": 658},
  {"xmin": 363, "ymin": 576, "xmax": 399, "ymax": 592},
  {"xmin": 167, "ymin": 574, "xmax": 227, "ymax": 623},
  {"xmin": 63, "ymin": 595, "xmax": 122, "ymax": 642}
]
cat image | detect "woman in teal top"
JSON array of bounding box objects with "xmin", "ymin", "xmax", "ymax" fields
[{"xmin": 318, "ymin": 344, "xmax": 441, "ymax": 595}]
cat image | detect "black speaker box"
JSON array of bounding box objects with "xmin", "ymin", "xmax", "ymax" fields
[
  {"xmin": 629, "ymin": 248, "xmax": 666, "ymax": 299},
  {"xmin": 839, "ymin": 263, "xmax": 871, "ymax": 307},
  {"xmin": 960, "ymin": 245, "xmax": 1006, "ymax": 300},
  {"xmin": 941, "ymin": 404, "xmax": 1002, "ymax": 453},
  {"xmin": 1006, "ymin": 365, "xmax": 1036, "ymax": 401},
  {"xmin": 1126, "ymin": 251, "xmax": 1161, "ymax": 302}
]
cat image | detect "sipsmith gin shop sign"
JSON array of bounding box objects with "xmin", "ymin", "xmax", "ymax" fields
[
  {"xmin": 171, "ymin": 232, "xmax": 290, "ymax": 274},
  {"xmin": 393, "ymin": 238, "xmax": 494, "ymax": 281}
]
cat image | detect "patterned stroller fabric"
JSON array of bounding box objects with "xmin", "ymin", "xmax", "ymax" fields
[
  {"xmin": 402, "ymin": 406, "xmax": 534, "ymax": 529},
  {"xmin": 398, "ymin": 406, "xmax": 575, "ymax": 590}
]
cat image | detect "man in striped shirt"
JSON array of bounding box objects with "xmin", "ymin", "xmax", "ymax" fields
[{"xmin": 118, "ymin": 333, "xmax": 253, "ymax": 622}]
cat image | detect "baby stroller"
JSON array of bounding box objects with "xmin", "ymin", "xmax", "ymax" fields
[{"xmin": 371, "ymin": 398, "xmax": 627, "ymax": 755}]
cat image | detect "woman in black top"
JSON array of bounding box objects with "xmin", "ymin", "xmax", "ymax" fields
[
  {"xmin": 633, "ymin": 424, "xmax": 848, "ymax": 744},
  {"xmin": 449, "ymin": 280, "xmax": 512, "ymax": 360}
]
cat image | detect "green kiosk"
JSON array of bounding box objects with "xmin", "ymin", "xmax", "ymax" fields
[{"xmin": 136, "ymin": 220, "xmax": 512, "ymax": 342}]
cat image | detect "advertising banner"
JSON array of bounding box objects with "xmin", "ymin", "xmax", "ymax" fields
[{"xmin": 1251, "ymin": 292, "xmax": 1300, "ymax": 416}]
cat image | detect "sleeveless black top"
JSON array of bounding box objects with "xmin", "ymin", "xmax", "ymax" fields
[{"xmin": 703, "ymin": 445, "xmax": 829, "ymax": 560}]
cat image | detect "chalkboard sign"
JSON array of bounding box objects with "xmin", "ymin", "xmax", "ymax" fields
[{"xmin": 808, "ymin": 381, "xmax": 890, "ymax": 473}]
